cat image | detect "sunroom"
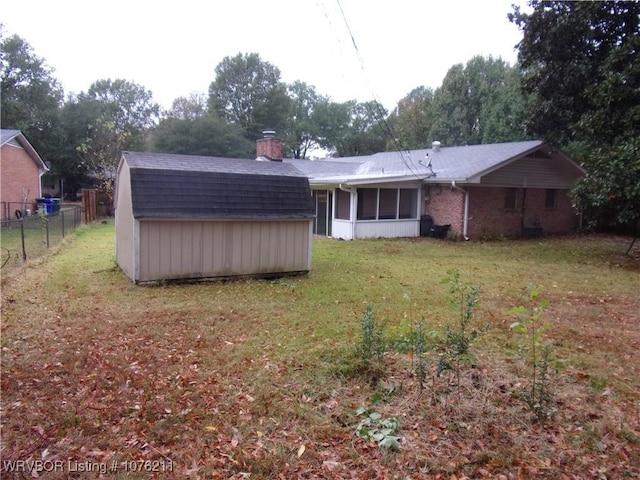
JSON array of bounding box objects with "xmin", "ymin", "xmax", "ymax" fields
[{"xmin": 312, "ymin": 182, "xmax": 422, "ymax": 240}]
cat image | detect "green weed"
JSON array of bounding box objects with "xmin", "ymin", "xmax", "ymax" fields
[{"xmin": 508, "ymin": 284, "xmax": 556, "ymax": 421}]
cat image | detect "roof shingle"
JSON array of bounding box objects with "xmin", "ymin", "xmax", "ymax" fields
[{"xmin": 121, "ymin": 151, "xmax": 315, "ymax": 220}]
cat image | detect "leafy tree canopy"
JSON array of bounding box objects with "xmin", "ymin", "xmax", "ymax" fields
[
  {"xmin": 511, "ymin": 1, "xmax": 640, "ymax": 229},
  {"xmin": 73, "ymin": 79, "xmax": 161, "ymax": 198},
  {"xmin": 386, "ymin": 86, "xmax": 435, "ymax": 151},
  {"xmin": 149, "ymin": 114, "xmax": 253, "ymax": 158},
  {"xmin": 209, "ymin": 53, "xmax": 291, "ymax": 140},
  {"xmin": 428, "ymin": 56, "xmax": 528, "ymax": 146},
  {"xmin": 0, "ymin": 28, "xmax": 63, "ymax": 154}
]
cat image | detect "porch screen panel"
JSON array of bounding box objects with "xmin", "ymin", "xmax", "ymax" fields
[
  {"xmin": 378, "ymin": 189, "xmax": 398, "ymax": 219},
  {"xmin": 399, "ymin": 189, "xmax": 418, "ymax": 218},
  {"xmin": 357, "ymin": 188, "xmax": 377, "ymax": 220},
  {"xmin": 335, "ymin": 188, "xmax": 351, "ymax": 220}
]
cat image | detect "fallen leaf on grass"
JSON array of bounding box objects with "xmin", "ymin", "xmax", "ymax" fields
[{"xmin": 297, "ymin": 444, "xmax": 306, "ymax": 458}]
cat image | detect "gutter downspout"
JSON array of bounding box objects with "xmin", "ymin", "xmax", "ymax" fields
[
  {"xmin": 451, "ymin": 181, "xmax": 470, "ymax": 241},
  {"xmin": 339, "ymin": 183, "xmax": 357, "ymax": 240}
]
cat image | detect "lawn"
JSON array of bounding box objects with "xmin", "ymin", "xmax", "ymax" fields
[{"xmin": 1, "ymin": 221, "xmax": 639, "ymax": 479}]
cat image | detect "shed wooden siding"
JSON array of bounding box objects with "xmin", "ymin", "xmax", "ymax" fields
[
  {"xmin": 137, "ymin": 219, "xmax": 312, "ymax": 283},
  {"xmin": 114, "ymin": 160, "xmax": 135, "ymax": 280}
]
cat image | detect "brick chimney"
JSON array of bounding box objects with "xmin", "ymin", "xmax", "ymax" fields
[{"xmin": 256, "ymin": 131, "xmax": 283, "ymax": 162}]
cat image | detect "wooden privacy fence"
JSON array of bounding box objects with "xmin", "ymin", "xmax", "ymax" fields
[{"xmin": 82, "ymin": 189, "xmax": 97, "ymax": 224}]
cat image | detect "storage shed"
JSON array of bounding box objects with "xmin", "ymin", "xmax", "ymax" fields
[{"xmin": 115, "ymin": 151, "xmax": 315, "ymax": 284}]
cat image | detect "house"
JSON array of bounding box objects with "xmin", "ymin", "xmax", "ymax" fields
[
  {"xmin": 0, "ymin": 129, "xmax": 48, "ymax": 220},
  {"xmin": 114, "ymin": 146, "xmax": 315, "ymax": 284},
  {"xmin": 286, "ymin": 140, "xmax": 586, "ymax": 240}
]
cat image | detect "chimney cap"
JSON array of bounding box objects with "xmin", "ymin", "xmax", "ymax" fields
[{"xmin": 262, "ymin": 130, "xmax": 276, "ymax": 138}]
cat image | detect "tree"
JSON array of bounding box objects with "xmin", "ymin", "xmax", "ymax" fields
[
  {"xmin": 510, "ymin": 1, "xmax": 640, "ymax": 147},
  {"xmin": 149, "ymin": 115, "xmax": 253, "ymax": 158},
  {"xmin": 75, "ymin": 79, "xmax": 160, "ymax": 200},
  {"xmin": 570, "ymin": 139, "xmax": 640, "ymax": 247},
  {"xmin": 166, "ymin": 92, "xmax": 208, "ymax": 120},
  {"xmin": 209, "ymin": 53, "xmax": 291, "ymax": 140},
  {"xmin": 319, "ymin": 100, "xmax": 388, "ymax": 157},
  {"xmin": 284, "ymin": 81, "xmax": 328, "ymax": 159},
  {"xmin": 386, "ymin": 86, "xmax": 435, "ymax": 151},
  {"xmin": 428, "ymin": 56, "xmax": 528, "ymax": 146},
  {"xmin": 0, "ymin": 29, "xmax": 63, "ymax": 155},
  {"xmin": 511, "ymin": 1, "xmax": 640, "ymax": 234}
]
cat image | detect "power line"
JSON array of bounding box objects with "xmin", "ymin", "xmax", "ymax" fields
[{"xmin": 334, "ymin": 0, "xmax": 424, "ymax": 178}]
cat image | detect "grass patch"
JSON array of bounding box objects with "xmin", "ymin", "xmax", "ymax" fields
[{"xmin": 1, "ymin": 223, "xmax": 639, "ymax": 478}]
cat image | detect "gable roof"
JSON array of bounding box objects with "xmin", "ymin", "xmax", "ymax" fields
[
  {"xmin": 0, "ymin": 129, "xmax": 48, "ymax": 172},
  {"xmin": 120, "ymin": 151, "xmax": 315, "ymax": 220},
  {"xmin": 286, "ymin": 140, "xmax": 585, "ymax": 187}
]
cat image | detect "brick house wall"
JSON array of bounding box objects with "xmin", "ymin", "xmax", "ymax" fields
[
  {"xmin": 1, "ymin": 143, "xmax": 42, "ymax": 207},
  {"xmin": 466, "ymin": 186, "xmax": 580, "ymax": 238},
  {"xmin": 425, "ymin": 184, "xmax": 581, "ymax": 239},
  {"xmin": 424, "ymin": 185, "xmax": 465, "ymax": 237}
]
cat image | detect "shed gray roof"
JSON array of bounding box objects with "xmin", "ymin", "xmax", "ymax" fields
[
  {"xmin": 285, "ymin": 140, "xmax": 584, "ymax": 185},
  {"xmin": 121, "ymin": 151, "xmax": 315, "ymax": 220}
]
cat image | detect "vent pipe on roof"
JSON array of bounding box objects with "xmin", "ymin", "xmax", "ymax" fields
[{"xmin": 432, "ymin": 141, "xmax": 441, "ymax": 152}]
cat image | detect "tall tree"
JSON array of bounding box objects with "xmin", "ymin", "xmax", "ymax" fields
[
  {"xmin": 166, "ymin": 92, "xmax": 208, "ymax": 120},
  {"xmin": 319, "ymin": 100, "xmax": 387, "ymax": 157},
  {"xmin": 0, "ymin": 29, "xmax": 63, "ymax": 155},
  {"xmin": 149, "ymin": 114, "xmax": 253, "ymax": 158},
  {"xmin": 386, "ymin": 86, "xmax": 434, "ymax": 151},
  {"xmin": 428, "ymin": 56, "xmax": 528, "ymax": 146},
  {"xmin": 511, "ymin": 1, "xmax": 640, "ymax": 232},
  {"xmin": 511, "ymin": 0, "xmax": 640, "ymax": 147},
  {"xmin": 284, "ymin": 81, "xmax": 328, "ymax": 159},
  {"xmin": 75, "ymin": 79, "xmax": 160, "ymax": 199},
  {"xmin": 208, "ymin": 53, "xmax": 290, "ymax": 140}
]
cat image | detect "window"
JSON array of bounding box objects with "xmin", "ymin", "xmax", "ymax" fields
[
  {"xmin": 378, "ymin": 189, "xmax": 398, "ymax": 219},
  {"xmin": 504, "ymin": 188, "xmax": 518, "ymax": 210},
  {"xmin": 356, "ymin": 187, "xmax": 419, "ymax": 220},
  {"xmin": 399, "ymin": 189, "xmax": 418, "ymax": 218},
  {"xmin": 357, "ymin": 188, "xmax": 378, "ymax": 220},
  {"xmin": 545, "ymin": 189, "xmax": 557, "ymax": 210},
  {"xmin": 335, "ymin": 188, "xmax": 351, "ymax": 220}
]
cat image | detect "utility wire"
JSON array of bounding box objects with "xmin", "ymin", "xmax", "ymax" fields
[{"xmin": 334, "ymin": 0, "xmax": 425, "ymax": 178}]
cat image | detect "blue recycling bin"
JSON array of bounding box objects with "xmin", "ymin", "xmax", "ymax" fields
[{"xmin": 45, "ymin": 198, "xmax": 54, "ymax": 215}]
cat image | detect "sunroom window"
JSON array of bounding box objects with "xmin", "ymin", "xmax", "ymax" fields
[{"xmin": 356, "ymin": 188, "xmax": 418, "ymax": 220}]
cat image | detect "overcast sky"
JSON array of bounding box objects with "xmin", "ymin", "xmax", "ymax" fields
[{"xmin": 1, "ymin": 0, "xmax": 526, "ymax": 112}]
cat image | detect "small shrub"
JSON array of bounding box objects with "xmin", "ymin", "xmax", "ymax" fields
[
  {"xmin": 437, "ymin": 270, "xmax": 488, "ymax": 394},
  {"xmin": 508, "ymin": 284, "xmax": 556, "ymax": 422},
  {"xmin": 355, "ymin": 304, "xmax": 386, "ymax": 384},
  {"xmin": 413, "ymin": 319, "xmax": 430, "ymax": 393}
]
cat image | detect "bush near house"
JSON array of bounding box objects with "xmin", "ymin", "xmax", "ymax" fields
[{"xmin": 1, "ymin": 222, "xmax": 639, "ymax": 479}]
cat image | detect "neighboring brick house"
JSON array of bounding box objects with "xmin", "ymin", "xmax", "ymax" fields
[
  {"xmin": 286, "ymin": 140, "xmax": 586, "ymax": 240},
  {"xmin": 1, "ymin": 129, "xmax": 48, "ymax": 220}
]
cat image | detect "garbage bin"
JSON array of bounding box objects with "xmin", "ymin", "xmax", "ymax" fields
[
  {"xmin": 44, "ymin": 198, "xmax": 54, "ymax": 215},
  {"xmin": 51, "ymin": 198, "xmax": 61, "ymax": 214},
  {"xmin": 420, "ymin": 215, "xmax": 434, "ymax": 237}
]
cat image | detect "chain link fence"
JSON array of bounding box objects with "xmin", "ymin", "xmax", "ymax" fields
[{"xmin": 1, "ymin": 205, "xmax": 83, "ymax": 272}]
